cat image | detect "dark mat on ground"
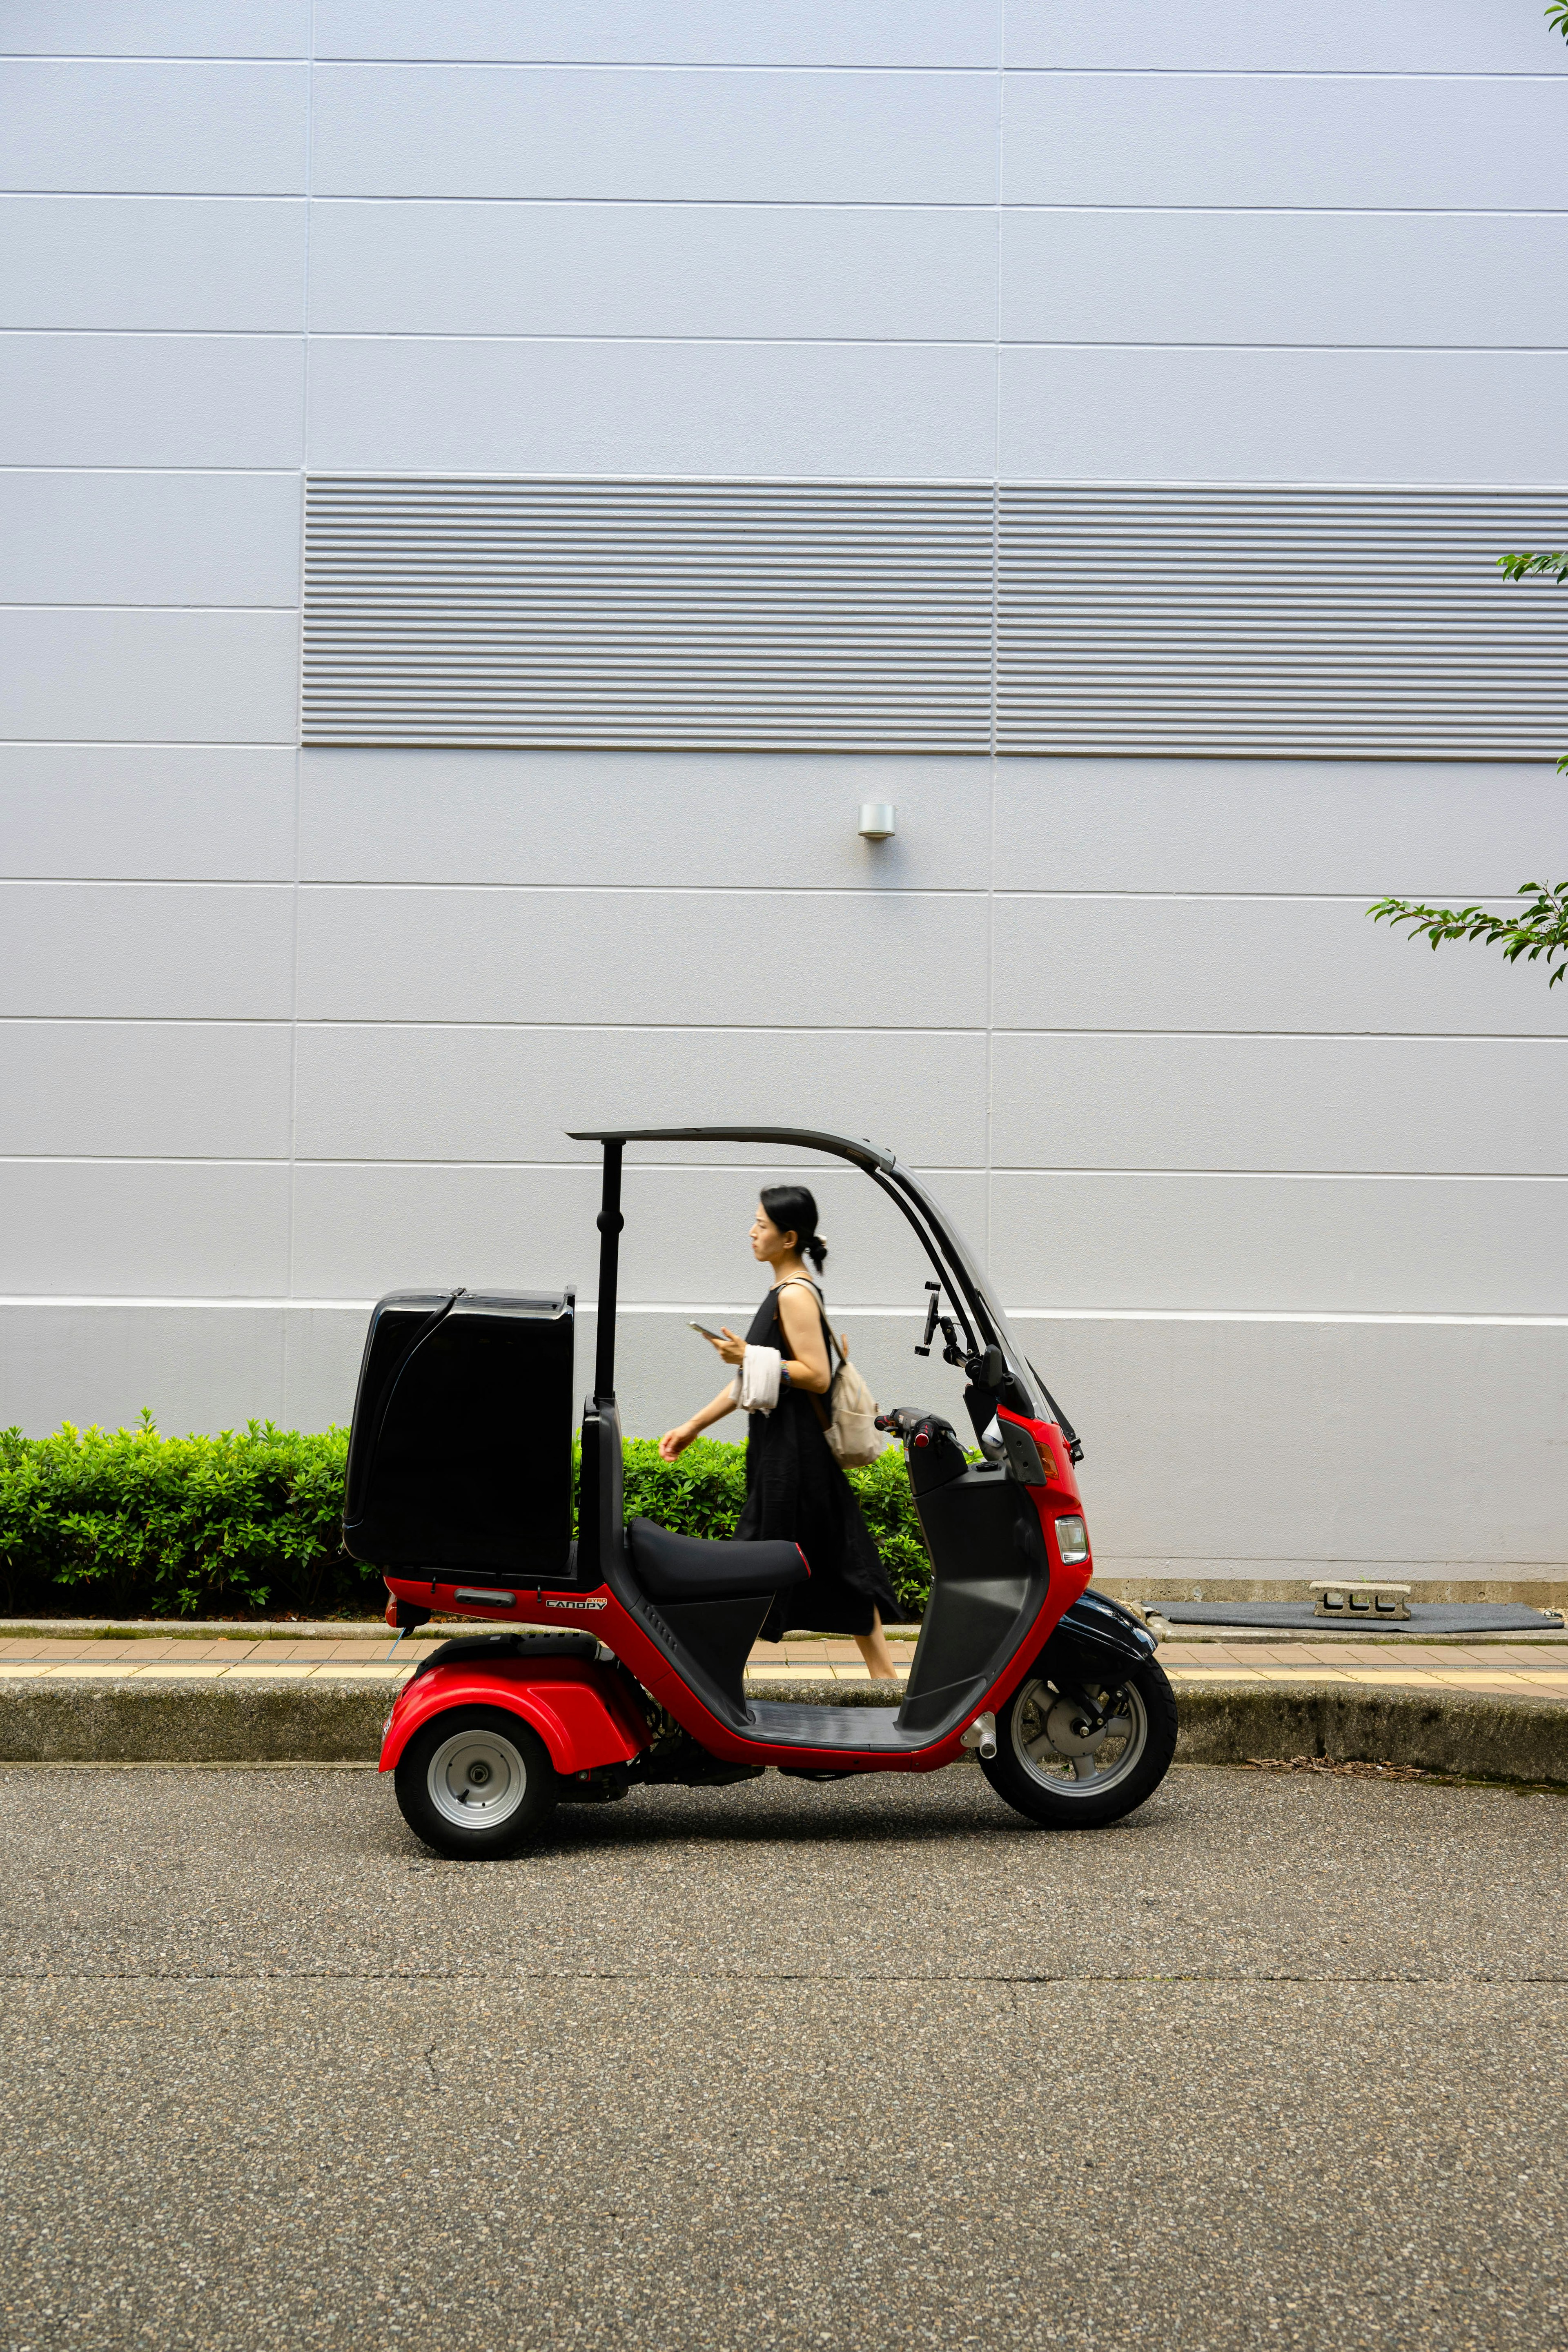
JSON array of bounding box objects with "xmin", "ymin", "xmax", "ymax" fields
[{"xmin": 1160, "ymin": 1600, "xmax": 1562, "ymax": 1633}]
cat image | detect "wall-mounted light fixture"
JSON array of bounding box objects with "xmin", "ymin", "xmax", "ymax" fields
[{"xmin": 858, "ymin": 803, "xmax": 897, "ymax": 842}]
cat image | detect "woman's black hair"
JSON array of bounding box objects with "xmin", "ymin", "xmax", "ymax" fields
[{"xmin": 760, "ymin": 1183, "xmax": 827, "ymax": 1274}]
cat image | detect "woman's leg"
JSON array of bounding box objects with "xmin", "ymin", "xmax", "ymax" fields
[{"xmin": 853, "ymin": 1609, "xmax": 899, "ymax": 1682}]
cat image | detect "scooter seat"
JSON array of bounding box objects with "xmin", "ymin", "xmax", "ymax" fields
[{"xmin": 627, "ymin": 1516, "xmax": 808, "ymax": 1604}]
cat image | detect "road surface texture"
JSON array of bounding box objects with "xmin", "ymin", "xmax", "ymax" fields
[{"xmin": 0, "ymin": 1761, "xmax": 1564, "ymax": 2350}]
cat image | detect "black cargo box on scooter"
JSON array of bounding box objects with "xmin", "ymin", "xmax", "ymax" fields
[{"xmin": 342, "ymin": 1289, "xmax": 574, "ymax": 1577}]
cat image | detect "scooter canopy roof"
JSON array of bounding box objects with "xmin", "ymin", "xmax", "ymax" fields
[{"xmin": 566, "ymin": 1125, "xmax": 897, "ymax": 1175}]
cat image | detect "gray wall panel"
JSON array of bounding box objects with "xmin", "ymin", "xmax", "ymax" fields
[
  {"xmin": 0, "ymin": 884, "xmax": 294, "ymax": 1018},
  {"xmin": 993, "ymin": 760, "xmax": 1568, "ymax": 899},
  {"xmin": 6, "ymin": 4, "xmax": 311, "ymax": 58},
  {"xmin": 1002, "ymin": 72, "xmax": 1567, "ymax": 210},
  {"xmin": 1000, "ymin": 347, "xmax": 1561, "ymax": 485},
  {"xmin": 1016, "ymin": 1311, "xmax": 1568, "ymax": 1574},
  {"xmin": 312, "ymin": 64, "xmax": 998, "ymax": 203},
  {"xmin": 1000, "ymin": 209, "xmax": 1568, "ymax": 351},
  {"xmin": 7, "ymin": 335, "xmax": 304, "ymax": 467},
  {"xmin": 1003, "ymin": 0, "xmax": 1568, "ymax": 73},
  {"xmin": 306, "ymin": 338, "xmax": 995, "ymax": 475},
  {"xmin": 288, "ymin": 1159, "xmax": 984, "ymax": 1303},
  {"xmin": 0, "ymin": 1303, "xmax": 292, "ymax": 1439},
  {"xmin": 291, "ymin": 1022, "xmax": 987, "ymax": 1168},
  {"xmin": 0, "ymin": 1022, "xmax": 292, "ymax": 1157},
  {"xmin": 991, "ymin": 1033, "xmax": 1568, "ymax": 1177},
  {"xmin": 0, "ymin": 747, "xmax": 296, "ymax": 881},
  {"xmin": 991, "ymin": 893, "xmax": 1568, "ymax": 1039},
  {"xmin": 0, "ymin": 60, "xmax": 309, "ymax": 194},
  {"xmin": 308, "ymin": 200, "xmax": 996, "ymax": 342},
  {"xmin": 315, "ymin": 3, "xmax": 998, "ymax": 68},
  {"xmin": 0, "ymin": 610, "xmax": 299, "ymax": 742},
  {"xmin": 0, "ymin": 196, "xmax": 306, "ymax": 332},
  {"xmin": 0, "ymin": 472, "xmax": 300, "ymax": 605},
  {"xmin": 988, "ymin": 1170, "xmax": 1568, "ymax": 1316},
  {"xmin": 298, "ymin": 749, "xmax": 992, "ymax": 889},
  {"xmin": 295, "ymin": 884, "xmax": 988, "ymax": 1027},
  {"xmin": 0, "ymin": 1161, "xmax": 291, "ymax": 1295}
]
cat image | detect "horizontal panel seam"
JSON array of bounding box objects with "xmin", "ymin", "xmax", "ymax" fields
[
  {"xmin": 19, "ymin": 192, "xmax": 1565, "ymax": 215},
  {"xmin": 4, "ymin": 1157, "xmax": 1568, "ymax": 1183},
  {"xmin": 0, "ymin": 1294, "xmax": 1565, "ymax": 1329}
]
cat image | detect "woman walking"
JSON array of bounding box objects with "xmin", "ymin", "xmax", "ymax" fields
[{"xmin": 658, "ymin": 1183, "xmax": 900, "ymax": 1680}]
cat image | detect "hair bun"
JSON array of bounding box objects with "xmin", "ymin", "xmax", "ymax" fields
[{"xmin": 804, "ymin": 1235, "xmax": 829, "ymax": 1272}]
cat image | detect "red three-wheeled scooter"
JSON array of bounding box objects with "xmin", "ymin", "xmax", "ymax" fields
[{"xmin": 344, "ymin": 1127, "xmax": 1177, "ymax": 1856}]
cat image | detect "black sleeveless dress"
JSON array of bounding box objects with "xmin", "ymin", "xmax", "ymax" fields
[{"xmin": 733, "ymin": 1280, "xmax": 898, "ymax": 1642}]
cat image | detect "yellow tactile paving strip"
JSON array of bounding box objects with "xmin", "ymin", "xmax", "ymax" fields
[
  {"xmin": 0, "ymin": 1633, "xmax": 1564, "ymax": 1703},
  {"xmin": 1156, "ymin": 1639, "xmax": 1568, "ymax": 1706},
  {"xmin": 0, "ymin": 1636, "xmax": 913, "ymax": 1686}
]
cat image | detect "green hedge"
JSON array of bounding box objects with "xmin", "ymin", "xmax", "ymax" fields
[{"xmin": 0, "ymin": 1417, "xmax": 932, "ymax": 1624}]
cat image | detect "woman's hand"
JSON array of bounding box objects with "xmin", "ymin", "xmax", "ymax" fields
[
  {"xmin": 713, "ymin": 1326, "xmax": 746, "ymax": 1366},
  {"xmin": 658, "ymin": 1422, "xmax": 697, "ymax": 1462}
]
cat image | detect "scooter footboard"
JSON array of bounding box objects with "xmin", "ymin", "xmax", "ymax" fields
[{"xmin": 380, "ymin": 1660, "xmax": 650, "ymax": 1777}]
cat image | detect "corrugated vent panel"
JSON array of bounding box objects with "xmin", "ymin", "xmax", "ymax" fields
[
  {"xmin": 998, "ymin": 487, "xmax": 1568, "ymax": 759},
  {"xmin": 303, "ymin": 477, "xmax": 995, "ymax": 750}
]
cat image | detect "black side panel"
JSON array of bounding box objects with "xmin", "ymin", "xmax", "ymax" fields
[
  {"xmin": 656, "ymin": 1594, "xmax": 774, "ymax": 1712},
  {"xmin": 343, "ymin": 1290, "xmax": 574, "ymax": 1577},
  {"xmin": 594, "ymin": 1397, "xmax": 755, "ymax": 1731},
  {"xmin": 898, "ymin": 1468, "xmax": 1051, "ymax": 1735}
]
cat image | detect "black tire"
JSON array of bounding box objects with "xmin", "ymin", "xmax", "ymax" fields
[
  {"xmin": 394, "ymin": 1706, "xmax": 559, "ymax": 1860},
  {"xmin": 980, "ymin": 1655, "xmax": 1178, "ymax": 1831}
]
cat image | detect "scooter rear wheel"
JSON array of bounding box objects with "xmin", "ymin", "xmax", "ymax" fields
[
  {"xmin": 980, "ymin": 1657, "xmax": 1177, "ymax": 1831},
  {"xmin": 394, "ymin": 1706, "xmax": 558, "ymax": 1859}
]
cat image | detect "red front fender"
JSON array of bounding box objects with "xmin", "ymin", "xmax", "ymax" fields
[{"xmin": 380, "ymin": 1659, "xmax": 651, "ymax": 1777}]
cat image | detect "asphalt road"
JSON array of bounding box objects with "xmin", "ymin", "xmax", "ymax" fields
[{"xmin": 0, "ymin": 1762, "xmax": 1564, "ymax": 2352}]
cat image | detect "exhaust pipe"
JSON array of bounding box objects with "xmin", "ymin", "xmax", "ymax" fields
[{"xmin": 960, "ymin": 1710, "xmax": 998, "ymax": 1761}]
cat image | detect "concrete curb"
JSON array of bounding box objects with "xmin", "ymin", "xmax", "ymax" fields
[
  {"xmin": 1174, "ymin": 1681, "xmax": 1568, "ymax": 1785},
  {"xmin": 0, "ymin": 1677, "xmax": 392, "ymax": 1766},
  {"xmin": 1, "ymin": 1675, "xmax": 1565, "ymax": 1784}
]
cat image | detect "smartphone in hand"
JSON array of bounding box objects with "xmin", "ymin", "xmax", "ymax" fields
[{"xmin": 688, "ymin": 1320, "xmax": 724, "ymax": 1342}]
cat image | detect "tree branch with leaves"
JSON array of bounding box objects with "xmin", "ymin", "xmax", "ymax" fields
[{"xmin": 1369, "ymin": 548, "xmax": 1567, "ymax": 978}]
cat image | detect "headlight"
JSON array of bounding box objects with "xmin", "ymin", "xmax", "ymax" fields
[{"xmin": 1054, "ymin": 1513, "xmax": 1089, "ymax": 1566}]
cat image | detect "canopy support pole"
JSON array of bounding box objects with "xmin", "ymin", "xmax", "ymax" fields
[{"xmin": 593, "ymin": 1139, "xmax": 624, "ymax": 1405}]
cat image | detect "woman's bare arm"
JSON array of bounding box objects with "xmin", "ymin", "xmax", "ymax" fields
[
  {"xmin": 659, "ymin": 1293, "xmax": 828, "ymax": 1461},
  {"xmin": 775, "ymin": 1282, "xmax": 831, "ymax": 1393},
  {"xmin": 657, "ymin": 1378, "xmax": 737, "ymax": 1461}
]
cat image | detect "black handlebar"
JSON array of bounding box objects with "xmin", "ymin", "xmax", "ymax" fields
[{"xmin": 874, "ymin": 1406, "xmax": 962, "ymax": 1454}]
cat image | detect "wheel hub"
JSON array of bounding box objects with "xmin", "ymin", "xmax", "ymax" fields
[
  {"xmin": 1043, "ymin": 1695, "xmax": 1108, "ymax": 1757},
  {"xmin": 426, "ymin": 1728, "xmax": 528, "ymax": 1830},
  {"xmin": 1011, "ymin": 1675, "xmax": 1150, "ymax": 1797}
]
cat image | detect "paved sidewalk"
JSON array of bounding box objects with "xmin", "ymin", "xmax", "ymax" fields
[{"xmin": 3, "ymin": 1632, "xmax": 1567, "ymax": 1706}]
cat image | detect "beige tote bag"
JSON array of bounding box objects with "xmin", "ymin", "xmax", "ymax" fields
[
  {"xmin": 822, "ymin": 1331, "xmax": 883, "ymax": 1467},
  {"xmin": 781, "ymin": 1277, "xmax": 884, "ymax": 1467}
]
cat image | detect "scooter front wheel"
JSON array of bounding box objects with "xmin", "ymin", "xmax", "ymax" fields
[
  {"xmin": 394, "ymin": 1706, "xmax": 558, "ymax": 1859},
  {"xmin": 980, "ymin": 1657, "xmax": 1177, "ymax": 1831}
]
